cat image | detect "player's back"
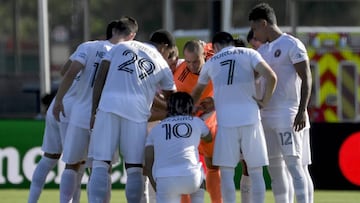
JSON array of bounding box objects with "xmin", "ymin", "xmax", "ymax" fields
[
  {"xmin": 70, "ymin": 40, "xmax": 115, "ymax": 128},
  {"xmin": 148, "ymin": 115, "xmax": 206, "ymax": 178},
  {"xmin": 99, "ymin": 40, "xmax": 175, "ymax": 122},
  {"xmin": 200, "ymin": 46, "xmax": 263, "ymax": 126}
]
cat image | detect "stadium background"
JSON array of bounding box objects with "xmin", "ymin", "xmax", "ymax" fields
[{"xmin": 1, "ymin": 0, "xmax": 360, "ymax": 190}]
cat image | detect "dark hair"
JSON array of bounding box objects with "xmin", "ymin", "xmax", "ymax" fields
[
  {"xmin": 150, "ymin": 29, "xmax": 176, "ymax": 47},
  {"xmin": 246, "ymin": 29, "xmax": 254, "ymax": 43},
  {"xmin": 248, "ymin": 3, "xmax": 277, "ymax": 25},
  {"xmin": 233, "ymin": 38, "xmax": 246, "ymax": 47},
  {"xmin": 167, "ymin": 92, "xmax": 194, "ymax": 117},
  {"xmin": 212, "ymin": 31, "xmax": 234, "ymax": 46},
  {"xmin": 106, "ymin": 20, "xmax": 119, "ymax": 40},
  {"xmin": 113, "ymin": 16, "xmax": 138, "ymax": 37}
]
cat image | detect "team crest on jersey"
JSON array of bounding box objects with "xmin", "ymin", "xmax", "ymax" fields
[{"xmin": 274, "ymin": 49, "xmax": 281, "ymax": 57}]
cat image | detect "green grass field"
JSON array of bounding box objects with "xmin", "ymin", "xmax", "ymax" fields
[{"xmin": 1, "ymin": 189, "xmax": 360, "ymax": 203}]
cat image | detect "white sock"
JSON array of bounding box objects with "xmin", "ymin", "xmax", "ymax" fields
[
  {"xmin": 240, "ymin": 175, "xmax": 252, "ymax": 203},
  {"xmin": 303, "ymin": 165, "xmax": 314, "ymax": 203},
  {"xmin": 287, "ymin": 170, "xmax": 294, "ymax": 203},
  {"xmin": 71, "ymin": 164, "xmax": 86, "ymax": 203},
  {"xmin": 104, "ymin": 172, "xmax": 112, "ymax": 203},
  {"xmin": 248, "ymin": 167, "xmax": 266, "ymax": 203},
  {"xmin": 88, "ymin": 161, "xmax": 110, "ymax": 203},
  {"xmin": 285, "ymin": 157, "xmax": 307, "ymax": 203},
  {"xmin": 190, "ymin": 188, "xmax": 205, "ymax": 203},
  {"xmin": 268, "ymin": 158, "xmax": 290, "ymax": 203},
  {"xmin": 60, "ymin": 169, "xmax": 78, "ymax": 203},
  {"xmin": 125, "ymin": 167, "xmax": 144, "ymax": 203},
  {"xmin": 141, "ymin": 176, "xmax": 149, "ymax": 203},
  {"xmin": 28, "ymin": 156, "xmax": 58, "ymax": 203},
  {"xmin": 220, "ymin": 166, "xmax": 236, "ymax": 203}
]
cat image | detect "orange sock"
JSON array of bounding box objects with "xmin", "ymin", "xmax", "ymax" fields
[
  {"xmin": 206, "ymin": 168, "xmax": 223, "ymax": 203},
  {"xmin": 181, "ymin": 194, "xmax": 191, "ymax": 203}
]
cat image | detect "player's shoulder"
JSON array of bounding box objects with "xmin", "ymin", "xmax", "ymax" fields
[{"xmin": 281, "ymin": 33, "xmax": 305, "ymax": 47}]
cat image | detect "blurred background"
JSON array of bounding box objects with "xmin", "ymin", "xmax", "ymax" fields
[
  {"xmin": 1, "ymin": 0, "xmax": 360, "ymax": 118},
  {"xmin": 1, "ymin": 0, "xmax": 360, "ymax": 191}
]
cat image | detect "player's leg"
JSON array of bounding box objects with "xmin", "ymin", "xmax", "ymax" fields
[
  {"xmin": 120, "ymin": 118, "xmax": 147, "ymax": 203},
  {"xmin": 280, "ymin": 128, "xmax": 307, "ymax": 203},
  {"xmin": 287, "ymin": 168, "xmax": 295, "ymax": 203},
  {"xmin": 190, "ymin": 173, "xmax": 206, "ymax": 203},
  {"xmin": 72, "ymin": 161, "xmax": 87, "ymax": 203},
  {"xmin": 87, "ymin": 110, "xmax": 120, "ymax": 202},
  {"xmin": 247, "ymin": 166, "xmax": 266, "ymax": 203},
  {"xmin": 204, "ymin": 156, "xmax": 222, "ymax": 203},
  {"xmin": 268, "ymin": 157, "xmax": 290, "ymax": 202},
  {"xmin": 262, "ymin": 120, "xmax": 290, "ymax": 203},
  {"xmin": 156, "ymin": 177, "xmax": 181, "ymax": 203},
  {"xmin": 219, "ymin": 166, "xmax": 236, "ymax": 203},
  {"xmin": 302, "ymin": 128, "xmax": 314, "ymax": 203},
  {"xmin": 60, "ymin": 125, "xmax": 90, "ymax": 203},
  {"xmin": 240, "ymin": 122, "xmax": 268, "ymax": 203},
  {"xmin": 142, "ymin": 121, "xmax": 160, "ymax": 203},
  {"xmin": 28, "ymin": 116, "xmax": 62, "ymax": 203},
  {"xmin": 303, "ymin": 165, "xmax": 313, "ymax": 203},
  {"xmin": 213, "ymin": 126, "xmax": 241, "ymax": 203},
  {"xmin": 28, "ymin": 153, "xmax": 60, "ymax": 203},
  {"xmin": 240, "ymin": 160, "xmax": 252, "ymax": 203}
]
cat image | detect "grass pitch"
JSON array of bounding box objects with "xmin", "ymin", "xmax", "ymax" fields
[{"xmin": 1, "ymin": 189, "xmax": 360, "ymax": 203}]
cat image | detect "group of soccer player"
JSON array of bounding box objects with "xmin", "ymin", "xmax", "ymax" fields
[{"xmin": 28, "ymin": 2, "xmax": 314, "ymax": 203}]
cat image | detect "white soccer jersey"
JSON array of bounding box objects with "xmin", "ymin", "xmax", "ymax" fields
[
  {"xmin": 146, "ymin": 115, "xmax": 209, "ymax": 179},
  {"xmin": 198, "ymin": 46, "xmax": 264, "ymax": 127},
  {"xmin": 69, "ymin": 40, "xmax": 115, "ymax": 129},
  {"xmin": 257, "ymin": 33, "xmax": 310, "ymax": 127},
  {"xmin": 46, "ymin": 52, "xmax": 79, "ymax": 123},
  {"xmin": 98, "ymin": 41, "xmax": 176, "ymax": 122}
]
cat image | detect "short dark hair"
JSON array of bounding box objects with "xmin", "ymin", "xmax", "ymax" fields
[
  {"xmin": 246, "ymin": 29, "xmax": 254, "ymax": 43},
  {"xmin": 248, "ymin": 3, "xmax": 277, "ymax": 25},
  {"xmin": 150, "ymin": 29, "xmax": 176, "ymax": 47},
  {"xmin": 113, "ymin": 16, "xmax": 138, "ymax": 36},
  {"xmin": 212, "ymin": 31, "xmax": 234, "ymax": 46},
  {"xmin": 233, "ymin": 38, "xmax": 246, "ymax": 47},
  {"xmin": 106, "ymin": 20, "xmax": 119, "ymax": 40},
  {"xmin": 167, "ymin": 92, "xmax": 194, "ymax": 117}
]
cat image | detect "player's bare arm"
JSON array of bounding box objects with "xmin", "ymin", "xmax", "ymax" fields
[
  {"xmin": 254, "ymin": 61, "xmax": 277, "ymax": 108},
  {"xmin": 191, "ymin": 83, "xmax": 206, "ymax": 105},
  {"xmin": 90, "ymin": 60, "xmax": 110, "ymax": 129},
  {"xmin": 293, "ymin": 60, "xmax": 312, "ymax": 131},
  {"xmin": 53, "ymin": 60, "xmax": 83, "ymax": 121},
  {"xmin": 144, "ymin": 145, "xmax": 157, "ymax": 192},
  {"xmin": 60, "ymin": 59, "xmax": 72, "ymax": 76}
]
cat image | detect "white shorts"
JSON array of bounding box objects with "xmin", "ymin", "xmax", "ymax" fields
[
  {"xmin": 302, "ymin": 128, "xmax": 312, "ymax": 165},
  {"xmin": 262, "ymin": 119, "xmax": 303, "ymax": 159},
  {"xmin": 89, "ymin": 110, "xmax": 147, "ymax": 164},
  {"xmin": 41, "ymin": 115, "xmax": 68, "ymax": 154},
  {"xmin": 156, "ymin": 172, "xmax": 203, "ymax": 203},
  {"xmin": 61, "ymin": 123, "xmax": 90, "ymax": 164},
  {"xmin": 213, "ymin": 122, "xmax": 269, "ymax": 168}
]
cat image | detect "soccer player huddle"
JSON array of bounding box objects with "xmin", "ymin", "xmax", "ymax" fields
[{"xmin": 28, "ymin": 2, "xmax": 313, "ymax": 203}]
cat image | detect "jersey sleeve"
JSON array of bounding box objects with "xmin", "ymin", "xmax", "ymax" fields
[
  {"xmin": 102, "ymin": 45, "xmax": 117, "ymax": 62},
  {"xmin": 249, "ymin": 48, "xmax": 266, "ymax": 70},
  {"xmin": 159, "ymin": 65, "xmax": 177, "ymax": 91},
  {"xmin": 289, "ymin": 39, "xmax": 309, "ymax": 64},
  {"xmin": 195, "ymin": 117, "xmax": 210, "ymax": 138},
  {"xmin": 72, "ymin": 42, "xmax": 90, "ymax": 66},
  {"xmin": 145, "ymin": 128, "xmax": 155, "ymax": 146},
  {"xmin": 198, "ymin": 62, "xmax": 211, "ymax": 85}
]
